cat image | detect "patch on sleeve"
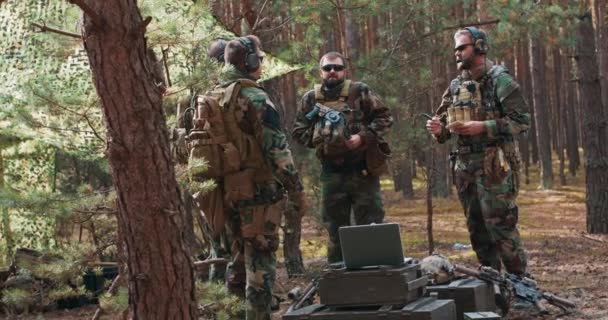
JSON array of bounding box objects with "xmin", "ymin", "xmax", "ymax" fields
[{"xmin": 496, "ymin": 74, "xmax": 519, "ymax": 103}]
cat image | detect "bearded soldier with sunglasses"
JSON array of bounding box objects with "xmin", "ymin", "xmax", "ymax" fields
[
  {"xmin": 292, "ymin": 51, "xmax": 393, "ymax": 264},
  {"xmin": 426, "ymin": 28, "xmax": 530, "ymax": 282}
]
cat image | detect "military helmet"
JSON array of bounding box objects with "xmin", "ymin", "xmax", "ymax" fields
[{"xmin": 420, "ymin": 253, "xmax": 455, "ymax": 285}]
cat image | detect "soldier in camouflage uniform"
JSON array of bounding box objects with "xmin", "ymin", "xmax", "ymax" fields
[
  {"xmin": 192, "ymin": 36, "xmax": 305, "ymax": 320},
  {"xmin": 292, "ymin": 52, "xmax": 393, "ymax": 263},
  {"xmin": 426, "ymin": 27, "xmax": 530, "ymax": 276}
]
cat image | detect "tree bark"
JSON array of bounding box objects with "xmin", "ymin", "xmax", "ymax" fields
[
  {"xmin": 529, "ymin": 35, "xmax": 554, "ymax": 189},
  {"xmin": 76, "ymin": 1, "xmax": 197, "ymax": 318},
  {"xmin": 393, "ymin": 158, "xmax": 415, "ymax": 199},
  {"xmin": 0, "ymin": 150, "xmax": 14, "ymax": 263},
  {"xmin": 515, "ymin": 40, "xmax": 531, "ymax": 184},
  {"xmin": 552, "ymin": 47, "xmax": 567, "ymax": 185},
  {"xmin": 592, "ymin": 0, "xmax": 608, "ymax": 111},
  {"xmin": 575, "ymin": 12, "xmax": 608, "ymax": 234},
  {"xmin": 564, "ymin": 47, "xmax": 581, "ymax": 176}
]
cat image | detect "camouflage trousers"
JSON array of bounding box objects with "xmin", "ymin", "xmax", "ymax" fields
[
  {"xmin": 225, "ymin": 200, "xmax": 284, "ymax": 320},
  {"xmin": 454, "ymin": 164, "xmax": 527, "ymax": 275},
  {"xmin": 321, "ymin": 169, "xmax": 385, "ymax": 263}
]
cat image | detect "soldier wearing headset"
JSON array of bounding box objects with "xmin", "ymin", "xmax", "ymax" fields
[{"xmin": 426, "ymin": 27, "xmax": 531, "ymax": 285}]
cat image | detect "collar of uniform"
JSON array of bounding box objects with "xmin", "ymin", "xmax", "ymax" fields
[
  {"xmin": 461, "ymin": 59, "xmax": 495, "ymax": 81},
  {"xmin": 219, "ymin": 64, "xmax": 257, "ymax": 85},
  {"xmin": 321, "ymin": 80, "xmax": 345, "ymax": 100}
]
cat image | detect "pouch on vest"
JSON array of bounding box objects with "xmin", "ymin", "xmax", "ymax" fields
[
  {"xmin": 310, "ymin": 81, "xmax": 353, "ymax": 159},
  {"xmin": 447, "ymin": 80, "xmax": 482, "ymax": 130},
  {"xmin": 224, "ymin": 168, "xmax": 255, "ymax": 203},
  {"xmin": 187, "ymin": 88, "xmax": 241, "ymax": 179},
  {"xmin": 366, "ymin": 135, "xmax": 391, "ymax": 176}
]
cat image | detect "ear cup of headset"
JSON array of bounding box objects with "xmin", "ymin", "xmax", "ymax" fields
[
  {"xmin": 245, "ymin": 52, "xmax": 260, "ymax": 72},
  {"xmin": 465, "ymin": 26, "xmax": 488, "ymax": 54},
  {"xmin": 239, "ymin": 37, "xmax": 260, "ymax": 73}
]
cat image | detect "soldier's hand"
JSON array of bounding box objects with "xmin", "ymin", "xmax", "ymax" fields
[
  {"xmin": 426, "ymin": 116, "xmax": 443, "ymax": 135},
  {"xmin": 344, "ymin": 134, "xmax": 362, "ymax": 150},
  {"xmin": 451, "ymin": 120, "xmax": 486, "ymax": 135}
]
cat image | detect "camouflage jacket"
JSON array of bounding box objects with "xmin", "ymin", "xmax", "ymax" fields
[
  {"xmin": 292, "ymin": 81, "xmax": 393, "ymax": 168},
  {"xmin": 433, "ymin": 60, "xmax": 530, "ymax": 155},
  {"xmin": 220, "ymin": 65, "xmax": 303, "ymax": 193}
]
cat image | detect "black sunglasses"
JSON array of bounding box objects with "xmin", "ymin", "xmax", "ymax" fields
[
  {"xmin": 454, "ymin": 43, "xmax": 474, "ymax": 52},
  {"xmin": 321, "ymin": 64, "xmax": 345, "ymax": 72}
]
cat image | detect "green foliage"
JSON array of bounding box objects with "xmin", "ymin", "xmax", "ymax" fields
[
  {"xmin": 47, "ymin": 285, "xmax": 88, "ymax": 302},
  {"xmin": 196, "ymin": 280, "xmax": 245, "ymax": 319},
  {"xmin": 29, "ymin": 244, "xmax": 92, "ymax": 285},
  {"xmin": 99, "ymin": 286, "xmax": 129, "ymax": 314},
  {"xmin": 1, "ymin": 288, "xmax": 32, "ymax": 314}
]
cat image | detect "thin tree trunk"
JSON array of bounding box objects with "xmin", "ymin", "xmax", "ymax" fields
[
  {"xmin": 426, "ymin": 144, "xmax": 435, "ymax": 255},
  {"xmin": 564, "ymin": 48, "xmax": 581, "ymax": 176},
  {"xmin": 393, "ymin": 158, "xmax": 414, "ymax": 199},
  {"xmin": 575, "ymin": 12, "xmax": 608, "ymax": 234},
  {"xmin": 529, "ymin": 35, "xmax": 554, "ymax": 189},
  {"xmin": 0, "ymin": 150, "xmax": 13, "ymax": 263},
  {"xmin": 515, "ymin": 40, "xmax": 531, "ymax": 184},
  {"xmin": 553, "ymin": 47, "xmax": 567, "ymax": 185},
  {"xmin": 592, "ymin": 0, "xmax": 608, "ymax": 110},
  {"xmin": 75, "ymin": 1, "xmax": 197, "ymax": 318}
]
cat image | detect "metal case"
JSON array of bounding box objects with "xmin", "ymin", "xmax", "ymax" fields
[
  {"xmin": 426, "ymin": 278, "xmax": 496, "ymax": 320},
  {"xmin": 319, "ymin": 259, "xmax": 427, "ymax": 307}
]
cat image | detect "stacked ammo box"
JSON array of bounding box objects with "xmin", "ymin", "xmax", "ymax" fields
[{"xmin": 283, "ymin": 258, "xmax": 457, "ymax": 319}]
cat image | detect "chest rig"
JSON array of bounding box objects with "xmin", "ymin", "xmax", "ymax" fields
[
  {"xmin": 447, "ymin": 65, "xmax": 507, "ymax": 126},
  {"xmin": 307, "ymin": 80, "xmax": 355, "ymax": 158}
]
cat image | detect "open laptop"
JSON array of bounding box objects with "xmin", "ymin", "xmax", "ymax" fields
[{"xmin": 339, "ymin": 223, "xmax": 405, "ymax": 269}]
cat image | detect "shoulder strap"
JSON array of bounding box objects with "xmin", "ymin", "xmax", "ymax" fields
[
  {"xmin": 314, "ymin": 84, "xmax": 324, "ymax": 101},
  {"xmin": 449, "ymin": 78, "xmax": 461, "ymax": 96},
  {"xmin": 339, "ymin": 80, "xmax": 352, "ymax": 99},
  {"xmin": 219, "ymin": 78, "xmax": 261, "ymax": 107},
  {"xmin": 314, "ymin": 80, "xmax": 352, "ymax": 102}
]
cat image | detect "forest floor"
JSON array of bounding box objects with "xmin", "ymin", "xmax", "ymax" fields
[
  {"xmin": 273, "ymin": 165, "xmax": 608, "ymax": 320},
  {"xmin": 10, "ymin": 165, "xmax": 608, "ymax": 320}
]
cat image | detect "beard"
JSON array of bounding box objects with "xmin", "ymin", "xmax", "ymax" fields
[
  {"xmin": 323, "ymin": 76, "xmax": 344, "ymax": 88},
  {"xmin": 456, "ymin": 55, "xmax": 474, "ymax": 70}
]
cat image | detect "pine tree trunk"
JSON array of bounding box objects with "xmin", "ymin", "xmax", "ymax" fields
[
  {"xmin": 393, "ymin": 158, "xmax": 414, "ymax": 199},
  {"xmin": 552, "ymin": 48, "xmax": 567, "ymax": 185},
  {"xmin": 575, "ymin": 12, "xmax": 608, "ymax": 234},
  {"xmin": 77, "ymin": 1, "xmax": 197, "ymax": 318},
  {"xmin": 529, "ymin": 36, "xmax": 554, "ymax": 189},
  {"xmin": 0, "ymin": 150, "xmax": 13, "ymax": 263},
  {"xmin": 515, "ymin": 40, "xmax": 531, "ymax": 184},
  {"xmin": 564, "ymin": 50, "xmax": 581, "ymax": 176},
  {"xmin": 592, "ymin": 0, "xmax": 608, "ymax": 110}
]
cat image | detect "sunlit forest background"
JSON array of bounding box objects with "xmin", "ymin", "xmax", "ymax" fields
[{"xmin": 0, "ymin": 0, "xmax": 607, "ymax": 319}]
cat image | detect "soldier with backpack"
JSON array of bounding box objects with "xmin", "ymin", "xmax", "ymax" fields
[
  {"xmin": 292, "ymin": 52, "xmax": 393, "ymax": 264},
  {"xmin": 187, "ymin": 35, "xmax": 305, "ymax": 319},
  {"xmin": 425, "ymin": 27, "xmax": 530, "ymax": 279}
]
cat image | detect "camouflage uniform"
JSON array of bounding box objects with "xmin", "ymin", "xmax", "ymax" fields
[
  {"xmin": 292, "ymin": 80, "xmax": 393, "ymax": 263},
  {"xmin": 433, "ymin": 60, "xmax": 530, "ymax": 275},
  {"xmin": 212, "ymin": 65, "xmax": 303, "ymax": 319}
]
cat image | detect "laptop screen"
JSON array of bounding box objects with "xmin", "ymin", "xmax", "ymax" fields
[{"xmin": 339, "ymin": 223, "xmax": 405, "ymax": 269}]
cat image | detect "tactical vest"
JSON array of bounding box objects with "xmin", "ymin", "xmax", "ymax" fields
[
  {"xmin": 309, "ymin": 80, "xmax": 353, "ymax": 159},
  {"xmin": 187, "ymin": 79, "xmax": 276, "ymax": 204},
  {"xmin": 448, "ymin": 65, "xmax": 510, "ymax": 147},
  {"xmin": 311, "ymin": 81, "xmax": 390, "ymax": 176}
]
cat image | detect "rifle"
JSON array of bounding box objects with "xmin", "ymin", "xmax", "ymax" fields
[
  {"xmin": 286, "ymin": 277, "xmax": 319, "ymax": 313},
  {"xmin": 455, "ymin": 264, "xmax": 576, "ymax": 314}
]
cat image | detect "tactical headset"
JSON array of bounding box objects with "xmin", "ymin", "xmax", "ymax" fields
[
  {"xmin": 238, "ymin": 37, "xmax": 261, "ymax": 73},
  {"xmin": 464, "ymin": 26, "xmax": 489, "ymax": 54}
]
